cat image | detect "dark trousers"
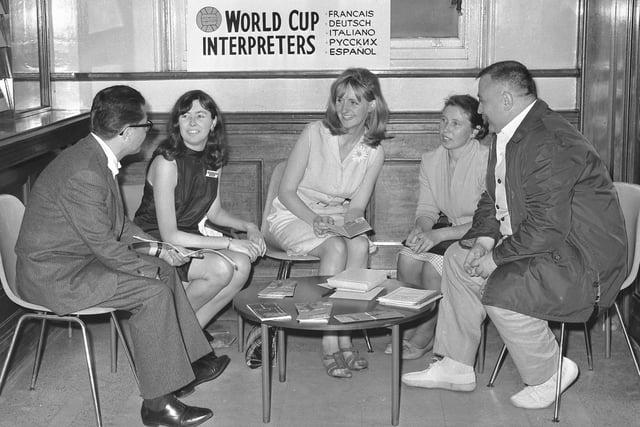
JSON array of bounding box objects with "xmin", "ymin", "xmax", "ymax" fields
[{"xmin": 100, "ymin": 255, "xmax": 211, "ymax": 399}]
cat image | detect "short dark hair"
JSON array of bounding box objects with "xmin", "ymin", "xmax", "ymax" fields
[
  {"xmin": 90, "ymin": 85, "xmax": 146, "ymax": 139},
  {"xmin": 444, "ymin": 94, "xmax": 489, "ymax": 140},
  {"xmin": 323, "ymin": 68, "xmax": 390, "ymax": 147},
  {"xmin": 477, "ymin": 60, "xmax": 537, "ymax": 98},
  {"xmin": 154, "ymin": 90, "xmax": 228, "ymax": 170}
]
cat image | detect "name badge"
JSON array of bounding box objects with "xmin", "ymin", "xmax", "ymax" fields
[{"xmin": 205, "ymin": 170, "xmax": 219, "ymax": 178}]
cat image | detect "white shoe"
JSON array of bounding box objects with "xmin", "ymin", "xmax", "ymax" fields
[
  {"xmin": 510, "ymin": 357, "xmax": 579, "ymax": 409},
  {"xmin": 401, "ymin": 357, "xmax": 476, "ymax": 391}
]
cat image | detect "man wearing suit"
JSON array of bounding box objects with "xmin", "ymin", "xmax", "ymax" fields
[
  {"xmin": 15, "ymin": 85, "xmax": 228, "ymax": 427},
  {"xmin": 402, "ymin": 61, "xmax": 627, "ymax": 409}
]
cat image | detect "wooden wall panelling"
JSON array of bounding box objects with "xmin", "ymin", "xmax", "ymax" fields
[{"xmin": 119, "ymin": 111, "xmax": 579, "ymax": 273}]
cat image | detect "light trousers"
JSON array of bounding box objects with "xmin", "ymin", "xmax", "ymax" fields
[{"xmin": 433, "ymin": 243, "xmax": 560, "ymax": 385}]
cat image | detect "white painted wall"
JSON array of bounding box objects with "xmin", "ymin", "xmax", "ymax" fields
[{"xmin": 51, "ymin": 0, "xmax": 580, "ymax": 113}]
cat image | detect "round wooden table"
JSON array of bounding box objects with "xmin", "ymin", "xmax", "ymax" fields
[{"xmin": 233, "ymin": 276, "xmax": 438, "ymax": 425}]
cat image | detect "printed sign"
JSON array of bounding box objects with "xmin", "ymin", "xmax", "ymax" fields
[{"xmin": 187, "ymin": 0, "xmax": 390, "ymax": 71}]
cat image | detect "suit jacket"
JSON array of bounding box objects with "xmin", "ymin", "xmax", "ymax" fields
[
  {"xmin": 461, "ymin": 100, "xmax": 627, "ymax": 323},
  {"xmin": 15, "ymin": 135, "xmax": 158, "ymax": 315}
]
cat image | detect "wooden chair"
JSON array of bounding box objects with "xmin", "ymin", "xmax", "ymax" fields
[
  {"xmin": 0, "ymin": 194, "xmax": 138, "ymax": 427},
  {"xmin": 237, "ymin": 161, "xmax": 373, "ymax": 353},
  {"xmin": 486, "ymin": 182, "xmax": 640, "ymax": 422}
]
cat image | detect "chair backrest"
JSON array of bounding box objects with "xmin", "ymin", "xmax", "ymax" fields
[
  {"xmin": 0, "ymin": 194, "xmax": 32, "ymax": 307},
  {"xmin": 613, "ymin": 182, "xmax": 640, "ymax": 292},
  {"xmin": 260, "ymin": 161, "xmax": 287, "ymax": 234}
]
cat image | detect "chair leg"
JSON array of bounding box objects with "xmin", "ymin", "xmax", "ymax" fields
[
  {"xmin": 237, "ymin": 313, "xmax": 245, "ymax": 353},
  {"xmin": 487, "ymin": 344, "xmax": 508, "ymax": 387},
  {"xmin": 30, "ymin": 318, "xmax": 47, "ymax": 390},
  {"xmin": 110, "ymin": 312, "xmax": 139, "ymax": 386},
  {"xmin": 605, "ymin": 307, "xmax": 612, "ymax": 358},
  {"xmin": 583, "ymin": 322, "xmax": 593, "ymax": 371},
  {"xmin": 552, "ymin": 323, "xmax": 566, "ymax": 423},
  {"xmin": 614, "ymin": 302, "xmax": 640, "ymax": 378},
  {"xmin": 0, "ymin": 315, "xmax": 30, "ymax": 394},
  {"xmin": 477, "ymin": 320, "xmax": 487, "ymax": 374},
  {"xmin": 110, "ymin": 317, "xmax": 117, "ymax": 373},
  {"xmin": 277, "ymin": 260, "xmax": 293, "ymax": 280},
  {"xmin": 76, "ymin": 318, "xmax": 103, "ymax": 427},
  {"xmin": 363, "ymin": 330, "xmax": 374, "ymax": 353}
]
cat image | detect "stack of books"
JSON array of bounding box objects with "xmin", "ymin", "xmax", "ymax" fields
[
  {"xmin": 327, "ymin": 268, "xmax": 387, "ymax": 292},
  {"xmin": 376, "ymin": 287, "xmax": 443, "ymax": 310},
  {"xmin": 295, "ymin": 301, "xmax": 333, "ymax": 323},
  {"xmin": 257, "ymin": 279, "xmax": 297, "ymax": 299},
  {"xmin": 247, "ymin": 302, "xmax": 292, "ymax": 321},
  {"xmin": 326, "ymin": 268, "xmax": 388, "ymax": 301}
]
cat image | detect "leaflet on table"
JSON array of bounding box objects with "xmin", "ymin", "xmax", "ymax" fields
[
  {"xmin": 376, "ymin": 287, "xmax": 443, "ymax": 308},
  {"xmin": 246, "ymin": 302, "xmax": 292, "ymax": 321},
  {"xmin": 324, "ymin": 217, "xmax": 372, "ymax": 238},
  {"xmin": 326, "ymin": 268, "xmax": 388, "ymax": 292},
  {"xmin": 295, "ymin": 301, "xmax": 333, "ymax": 323},
  {"xmin": 257, "ymin": 279, "xmax": 297, "ymax": 299},
  {"xmin": 333, "ymin": 310, "xmax": 405, "ymax": 323}
]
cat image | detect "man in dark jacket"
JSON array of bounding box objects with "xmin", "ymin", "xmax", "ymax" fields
[{"xmin": 402, "ymin": 61, "xmax": 627, "ymax": 409}]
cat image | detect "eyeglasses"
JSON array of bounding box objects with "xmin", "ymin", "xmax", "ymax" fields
[{"xmin": 119, "ymin": 120, "xmax": 153, "ymax": 136}]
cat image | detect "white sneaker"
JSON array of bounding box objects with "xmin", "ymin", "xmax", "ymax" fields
[
  {"xmin": 401, "ymin": 357, "xmax": 476, "ymax": 391},
  {"xmin": 510, "ymin": 357, "xmax": 579, "ymax": 409}
]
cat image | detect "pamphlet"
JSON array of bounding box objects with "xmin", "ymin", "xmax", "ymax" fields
[
  {"xmin": 295, "ymin": 301, "xmax": 333, "ymax": 323},
  {"xmin": 377, "ymin": 287, "xmax": 443, "ymax": 310},
  {"xmin": 257, "ymin": 279, "xmax": 297, "ymax": 299},
  {"xmin": 130, "ymin": 235, "xmax": 237, "ymax": 267},
  {"xmin": 246, "ymin": 302, "xmax": 292, "ymax": 322},
  {"xmin": 334, "ymin": 309, "xmax": 405, "ymax": 323},
  {"xmin": 325, "ymin": 217, "xmax": 372, "ymax": 238},
  {"xmin": 329, "ymin": 286, "xmax": 385, "ymax": 301}
]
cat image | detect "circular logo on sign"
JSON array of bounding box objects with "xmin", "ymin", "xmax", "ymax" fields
[{"xmin": 196, "ymin": 7, "xmax": 222, "ymax": 33}]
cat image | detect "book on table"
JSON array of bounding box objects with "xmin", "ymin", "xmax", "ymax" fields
[
  {"xmin": 326, "ymin": 268, "xmax": 388, "ymax": 292},
  {"xmin": 376, "ymin": 287, "xmax": 443, "ymax": 310},
  {"xmin": 328, "ymin": 286, "xmax": 385, "ymax": 301},
  {"xmin": 295, "ymin": 301, "xmax": 333, "ymax": 323},
  {"xmin": 325, "ymin": 216, "xmax": 372, "ymax": 238},
  {"xmin": 246, "ymin": 302, "xmax": 292, "ymax": 321},
  {"xmin": 257, "ymin": 279, "xmax": 297, "ymax": 299},
  {"xmin": 333, "ymin": 309, "xmax": 405, "ymax": 323}
]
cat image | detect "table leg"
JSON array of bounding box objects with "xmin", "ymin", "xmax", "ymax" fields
[
  {"xmin": 391, "ymin": 324, "xmax": 400, "ymax": 426},
  {"xmin": 261, "ymin": 323, "xmax": 271, "ymax": 423},
  {"xmin": 278, "ymin": 328, "xmax": 286, "ymax": 382}
]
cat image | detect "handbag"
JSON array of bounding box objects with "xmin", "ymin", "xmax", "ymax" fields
[
  {"xmin": 244, "ymin": 325, "xmax": 277, "ymax": 369},
  {"xmin": 427, "ymin": 213, "xmax": 457, "ymax": 256}
]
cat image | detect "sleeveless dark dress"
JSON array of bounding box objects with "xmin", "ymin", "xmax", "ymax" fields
[{"xmin": 134, "ymin": 147, "xmax": 220, "ymax": 279}]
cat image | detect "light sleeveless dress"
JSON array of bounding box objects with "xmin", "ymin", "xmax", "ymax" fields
[
  {"xmin": 398, "ymin": 140, "xmax": 488, "ymax": 274},
  {"xmin": 267, "ymin": 121, "xmax": 383, "ymax": 256}
]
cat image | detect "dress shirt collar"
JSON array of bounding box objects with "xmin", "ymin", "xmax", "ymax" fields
[
  {"xmin": 92, "ymin": 132, "xmax": 121, "ymax": 177},
  {"xmin": 497, "ymin": 99, "xmax": 537, "ymax": 143}
]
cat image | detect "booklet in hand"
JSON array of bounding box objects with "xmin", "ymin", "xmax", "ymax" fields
[
  {"xmin": 130, "ymin": 236, "xmax": 238, "ymax": 270},
  {"xmin": 325, "ymin": 217, "xmax": 372, "ymax": 238}
]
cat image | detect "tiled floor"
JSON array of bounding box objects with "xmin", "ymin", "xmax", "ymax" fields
[{"xmin": 0, "ymin": 305, "xmax": 639, "ymax": 427}]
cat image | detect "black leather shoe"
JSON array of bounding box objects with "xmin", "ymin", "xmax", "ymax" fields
[
  {"xmin": 141, "ymin": 395, "xmax": 213, "ymax": 427},
  {"xmin": 174, "ymin": 354, "xmax": 230, "ymax": 398}
]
